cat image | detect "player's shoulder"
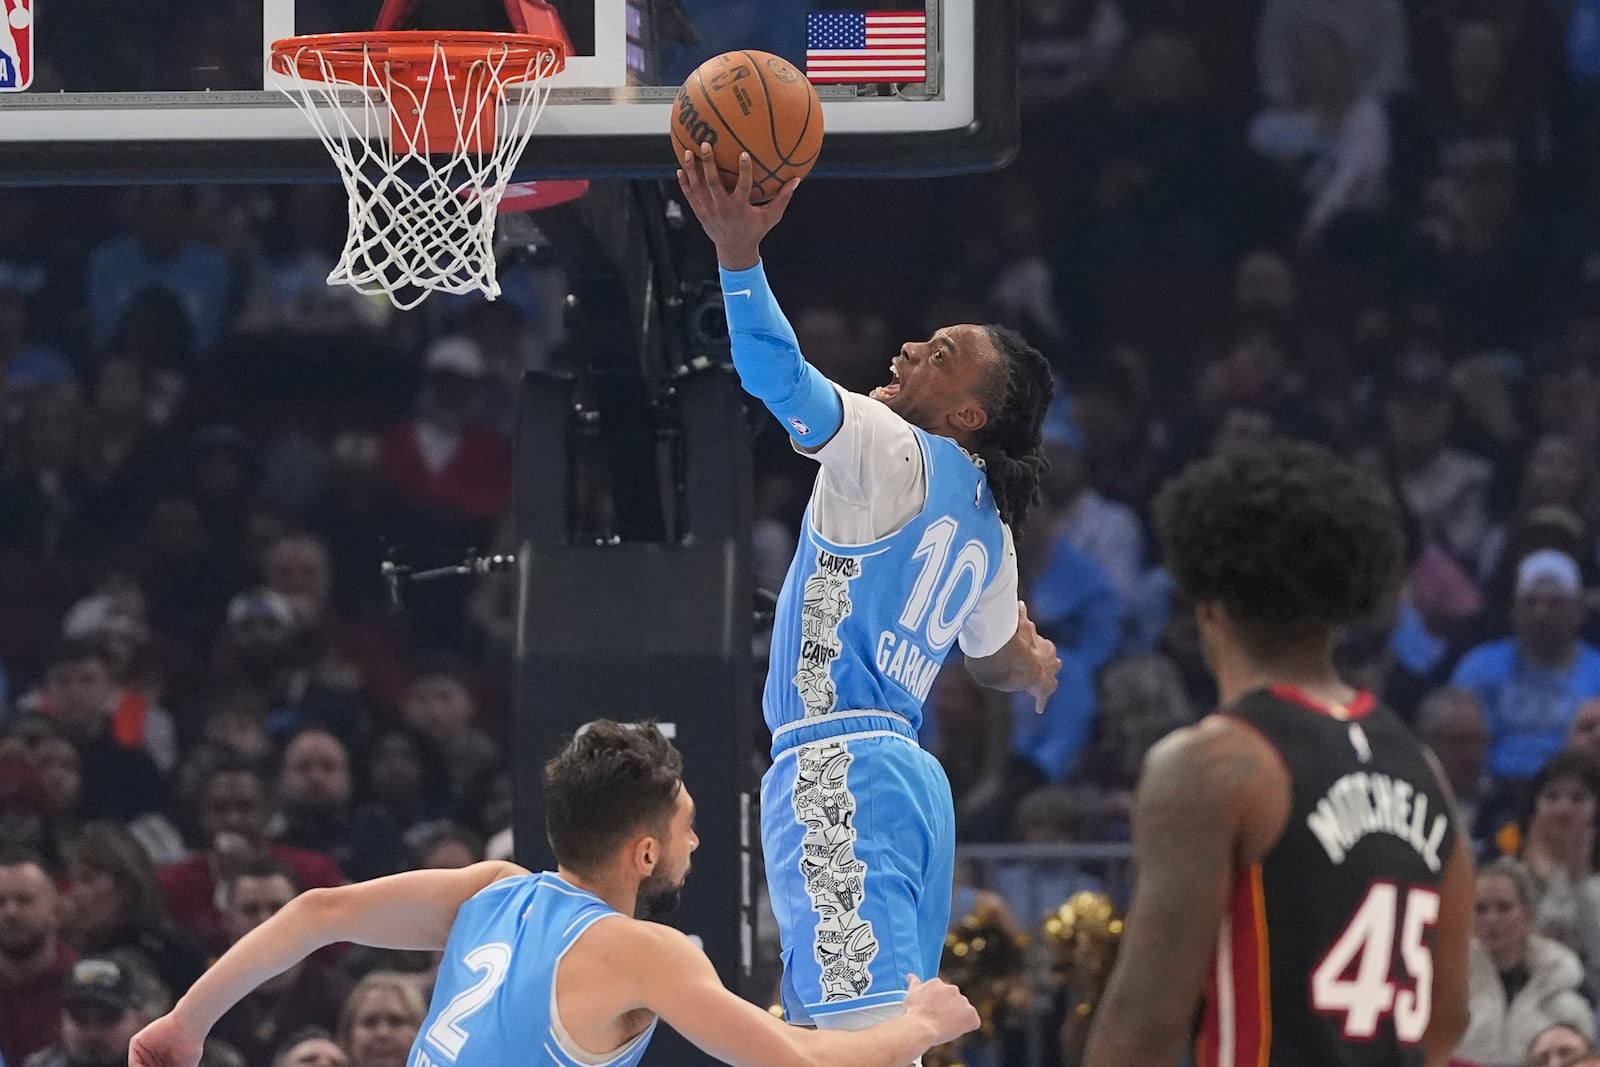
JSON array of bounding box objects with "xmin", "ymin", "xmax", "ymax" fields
[
  {"xmin": 1141, "ymin": 714, "xmax": 1285, "ymax": 799},
  {"xmin": 569, "ymin": 910, "xmax": 703, "ymax": 967}
]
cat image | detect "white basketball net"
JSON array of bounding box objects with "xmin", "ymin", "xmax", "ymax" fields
[{"xmin": 271, "ymin": 39, "xmax": 560, "ymax": 310}]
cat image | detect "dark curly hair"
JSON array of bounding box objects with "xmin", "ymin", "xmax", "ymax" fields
[
  {"xmin": 543, "ymin": 720, "xmax": 683, "ymax": 876},
  {"xmin": 1154, "ymin": 441, "xmax": 1403, "ymax": 654},
  {"xmin": 973, "ymin": 325, "xmax": 1054, "ymax": 534}
]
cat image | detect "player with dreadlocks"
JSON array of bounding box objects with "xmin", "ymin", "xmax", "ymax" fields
[{"xmin": 679, "ymin": 146, "xmax": 1061, "ymax": 1033}]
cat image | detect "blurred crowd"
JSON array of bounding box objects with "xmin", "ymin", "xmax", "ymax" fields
[{"xmin": 9, "ymin": 0, "xmax": 1600, "ymax": 1066}]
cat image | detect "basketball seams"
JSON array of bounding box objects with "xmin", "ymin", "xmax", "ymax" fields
[
  {"xmin": 691, "ymin": 64, "xmax": 785, "ymax": 196},
  {"xmin": 671, "ymin": 127, "xmax": 740, "ymax": 184},
  {"xmin": 670, "ymin": 51, "xmax": 823, "ymax": 200},
  {"xmin": 751, "ymin": 53, "xmax": 820, "ymax": 167}
]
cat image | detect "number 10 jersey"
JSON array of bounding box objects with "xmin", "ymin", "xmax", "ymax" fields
[
  {"xmin": 764, "ymin": 422, "xmax": 1011, "ymax": 738},
  {"xmin": 1199, "ymin": 687, "xmax": 1460, "ymax": 1067}
]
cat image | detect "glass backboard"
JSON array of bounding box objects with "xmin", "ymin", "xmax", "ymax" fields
[{"xmin": 0, "ymin": 0, "xmax": 1016, "ymax": 183}]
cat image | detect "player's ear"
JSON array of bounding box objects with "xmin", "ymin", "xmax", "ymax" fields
[
  {"xmin": 950, "ymin": 401, "xmax": 988, "ymax": 435},
  {"xmin": 630, "ymin": 833, "xmax": 659, "ymax": 875}
]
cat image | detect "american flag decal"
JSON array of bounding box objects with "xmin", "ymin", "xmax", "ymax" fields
[{"xmin": 805, "ymin": 11, "xmax": 927, "ymax": 84}]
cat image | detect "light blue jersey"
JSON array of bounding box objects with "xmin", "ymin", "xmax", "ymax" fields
[
  {"xmin": 407, "ymin": 872, "xmax": 656, "ymax": 1067},
  {"xmin": 764, "ymin": 423, "xmax": 1008, "ymax": 736}
]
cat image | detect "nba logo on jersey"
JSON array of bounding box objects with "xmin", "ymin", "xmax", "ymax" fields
[{"xmin": 0, "ymin": 0, "xmax": 33, "ymax": 91}]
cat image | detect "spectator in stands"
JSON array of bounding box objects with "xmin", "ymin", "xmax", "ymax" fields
[
  {"xmin": 1009, "ymin": 529, "xmax": 1122, "ymax": 784},
  {"xmin": 1033, "ymin": 391, "xmax": 1144, "ymax": 606},
  {"xmin": 1256, "ymin": 0, "xmax": 1408, "ymax": 106},
  {"xmin": 1571, "ymin": 700, "xmax": 1600, "ymax": 765},
  {"xmin": 0, "ymin": 756, "xmax": 53, "ymax": 862},
  {"xmin": 156, "ymin": 761, "xmax": 344, "ymax": 956},
  {"xmin": 1453, "ymin": 551, "xmax": 1600, "ymax": 786},
  {"xmin": 275, "ymin": 729, "xmax": 403, "ymax": 881},
  {"xmin": 209, "ymin": 588, "xmax": 361, "ymax": 750},
  {"xmin": 22, "ymin": 727, "xmax": 181, "ymax": 868},
  {"xmin": 1076, "ymin": 654, "xmax": 1196, "ymax": 839},
  {"xmin": 1412, "ymin": 155, "xmax": 1543, "ymax": 351},
  {"xmin": 1380, "ymin": 348, "xmax": 1495, "ymax": 567},
  {"xmin": 0, "ymin": 852, "xmax": 76, "ymax": 1067},
  {"xmin": 1248, "ymin": 18, "xmax": 1392, "ymax": 253},
  {"xmin": 1528, "ymin": 1022, "xmax": 1597, "ymax": 1067},
  {"xmin": 273, "ymin": 1029, "xmax": 348, "ymax": 1067},
  {"xmin": 264, "ymin": 533, "xmax": 406, "ymax": 719},
  {"xmin": 356, "ymin": 727, "xmax": 452, "ymax": 834},
  {"xmin": 30, "ymin": 635, "xmax": 174, "ymax": 778},
  {"xmin": 402, "ymin": 822, "xmax": 482, "ymax": 870},
  {"xmin": 135, "ymin": 490, "xmax": 243, "ymax": 647},
  {"xmin": 1422, "ymin": 17, "xmax": 1552, "ymax": 197},
  {"xmin": 1415, "ymin": 687, "xmax": 1502, "ymax": 857},
  {"xmin": 399, "ymin": 656, "xmax": 496, "ymax": 802},
  {"xmin": 1479, "ymin": 435, "xmax": 1597, "ymax": 585},
  {"xmin": 60, "ymin": 824, "xmax": 205, "ymax": 998},
  {"xmin": 0, "ymin": 387, "xmax": 95, "ymax": 560},
  {"xmin": 1459, "ymin": 859, "xmax": 1594, "ymax": 1066},
  {"xmin": 186, "ymin": 425, "xmax": 260, "ymax": 550},
  {"xmin": 1504, "ymin": 752, "xmax": 1600, "ymax": 989},
  {"xmin": 335, "ymin": 973, "xmax": 425, "ymax": 1067},
  {"xmin": 378, "ymin": 336, "xmax": 512, "ymax": 528},
  {"xmin": 85, "ymin": 188, "xmax": 233, "ymax": 357},
  {"xmin": 211, "ymin": 860, "xmax": 353, "ymax": 1065},
  {"xmin": 30, "ymin": 952, "xmax": 244, "ymax": 1067},
  {"xmin": 32, "ymin": 642, "xmax": 164, "ymax": 822},
  {"xmin": 80, "ymin": 356, "xmax": 171, "ymax": 537}
]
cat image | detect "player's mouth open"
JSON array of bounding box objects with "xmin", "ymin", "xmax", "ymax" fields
[{"xmin": 872, "ymin": 363, "xmax": 902, "ymax": 400}]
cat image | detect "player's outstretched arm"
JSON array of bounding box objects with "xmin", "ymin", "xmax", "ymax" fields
[
  {"xmin": 628, "ymin": 922, "xmax": 977, "ymax": 1067},
  {"xmin": 129, "ymin": 861, "xmax": 527, "ymax": 1067},
  {"xmin": 964, "ymin": 602, "xmax": 1061, "ymax": 712},
  {"xmin": 677, "ymin": 145, "xmax": 844, "ymax": 452},
  {"xmin": 1082, "ymin": 719, "xmax": 1286, "ymax": 1067}
]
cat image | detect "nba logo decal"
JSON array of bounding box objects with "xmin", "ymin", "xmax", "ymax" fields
[{"xmin": 0, "ymin": 0, "xmax": 32, "ymax": 91}]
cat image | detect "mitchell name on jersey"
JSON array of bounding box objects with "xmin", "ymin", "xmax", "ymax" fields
[{"xmin": 1306, "ymin": 771, "xmax": 1450, "ymax": 873}]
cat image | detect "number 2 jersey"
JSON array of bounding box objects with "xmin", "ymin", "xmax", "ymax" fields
[
  {"xmin": 764, "ymin": 390, "xmax": 1017, "ymax": 736},
  {"xmin": 1198, "ymin": 687, "xmax": 1460, "ymax": 1067},
  {"xmin": 407, "ymin": 871, "xmax": 656, "ymax": 1067}
]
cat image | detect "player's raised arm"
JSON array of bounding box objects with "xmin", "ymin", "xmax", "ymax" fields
[
  {"xmin": 623, "ymin": 921, "xmax": 978, "ymax": 1067},
  {"xmin": 677, "ymin": 144, "xmax": 844, "ymax": 451},
  {"xmin": 1081, "ymin": 718, "xmax": 1287, "ymax": 1067},
  {"xmin": 130, "ymin": 861, "xmax": 527, "ymax": 1067}
]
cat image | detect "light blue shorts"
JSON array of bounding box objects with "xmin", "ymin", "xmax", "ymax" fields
[{"xmin": 761, "ymin": 711, "xmax": 956, "ymax": 1025}]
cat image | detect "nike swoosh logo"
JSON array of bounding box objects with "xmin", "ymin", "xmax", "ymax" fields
[{"xmin": 723, "ymin": 289, "xmax": 752, "ymax": 299}]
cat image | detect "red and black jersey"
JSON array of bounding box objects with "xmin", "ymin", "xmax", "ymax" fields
[{"xmin": 1196, "ymin": 686, "xmax": 1458, "ymax": 1067}]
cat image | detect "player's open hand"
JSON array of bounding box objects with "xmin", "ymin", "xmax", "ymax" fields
[
  {"xmin": 676, "ymin": 142, "xmax": 801, "ymax": 272},
  {"xmin": 1018, "ymin": 602, "xmax": 1061, "ymax": 713},
  {"xmin": 903, "ymin": 974, "xmax": 981, "ymax": 1046},
  {"xmin": 129, "ymin": 1013, "xmax": 206, "ymax": 1067}
]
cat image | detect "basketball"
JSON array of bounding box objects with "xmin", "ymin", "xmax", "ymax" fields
[{"xmin": 671, "ymin": 50, "xmax": 825, "ymax": 203}]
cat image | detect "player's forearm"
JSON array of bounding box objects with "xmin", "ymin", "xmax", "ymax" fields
[
  {"xmin": 174, "ymin": 867, "xmax": 500, "ymax": 1033},
  {"xmin": 965, "ymin": 635, "xmax": 1036, "ymax": 692},
  {"xmin": 1080, "ymin": 999, "xmax": 1190, "ymax": 1067},
  {"xmin": 788, "ymin": 1013, "xmax": 942, "ymax": 1067},
  {"xmin": 170, "ymin": 889, "xmax": 352, "ymax": 1033},
  {"xmin": 720, "ymin": 261, "xmax": 842, "ymax": 448}
]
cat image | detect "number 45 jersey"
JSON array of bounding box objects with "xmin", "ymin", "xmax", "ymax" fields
[
  {"xmin": 408, "ymin": 872, "xmax": 656, "ymax": 1067},
  {"xmin": 764, "ymin": 421, "xmax": 1011, "ymax": 736},
  {"xmin": 1202, "ymin": 687, "xmax": 1460, "ymax": 1067}
]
